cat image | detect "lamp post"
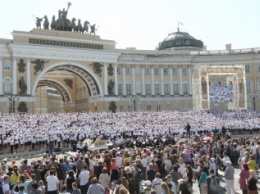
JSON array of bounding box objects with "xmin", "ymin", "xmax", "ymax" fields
[
  {"xmin": 249, "ymin": 92, "xmax": 258, "ymax": 111},
  {"xmin": 130, "ymin": 95, "xmax": 139, "ymax": 112},
  {"xmin": 9, "ymin": 94, "xmax": 19, "ymax": 113}
]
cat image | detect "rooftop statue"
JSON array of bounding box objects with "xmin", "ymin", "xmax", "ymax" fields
[
  {"xmin": 34, "ymin": 2, "xmax": 98, "ymax": 35},
  {"xmin": 36, "ymin": 17, "xmax": 44, "ymax": 29}
]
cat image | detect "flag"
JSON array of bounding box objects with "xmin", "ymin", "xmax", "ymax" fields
[{"xmin": 178, "ymin": 21, "xmax": 183, "ymax": 26}]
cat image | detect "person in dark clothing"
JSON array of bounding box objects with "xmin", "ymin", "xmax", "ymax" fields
[
  {"xmin": 146, "ymin": 163, "xmax": 156, "ymax": 182},
  {"xmin": 186, "ymin": 123, "xmax": 191, "ymax": 138}
]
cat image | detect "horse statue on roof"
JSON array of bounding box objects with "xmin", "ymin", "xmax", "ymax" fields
[{"xmin": 43, "ymin": 15, "xmax": 49, "ymax": 30}]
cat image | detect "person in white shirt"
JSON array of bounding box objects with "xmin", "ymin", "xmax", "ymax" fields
[
  {"xmin": 79, "ymin": 165, "xmax": 89, "ymax": 194},
  {"xmin": 2, "ymin": 176, "xmax": 10, "ymax": 194},
  {"xmin": 222, "ymin": 152, "xmax": 231, "ymax": 171},
  {"xmin": 46, "ymin": 170, "xmax": 59, "ymax": 194}
]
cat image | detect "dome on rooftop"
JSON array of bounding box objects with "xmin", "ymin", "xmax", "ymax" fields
[{"xmin": 158, "ymin": 29, "xmax": 204, "ymax": 51}]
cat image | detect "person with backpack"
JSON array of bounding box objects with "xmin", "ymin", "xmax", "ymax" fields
[{"xmin": 206, "ymin": 169, "xmax": 220, "ymax": 194}]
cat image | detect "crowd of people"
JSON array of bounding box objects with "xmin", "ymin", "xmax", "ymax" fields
[
  {"xmin": 0, "ymin": 110, "xmax": 260, "ymax": 154},
  {"xmin": 209, "ymin": 85, "xmax": 234, "ymax": 103},
  {"xmin": 0, "ymin": 110, "xmax": 259, "ymax": 194}
]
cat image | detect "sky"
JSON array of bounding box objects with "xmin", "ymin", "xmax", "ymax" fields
[{"xmin": 1, "ymin": 0, "xmax": 260, "ymax": 50}]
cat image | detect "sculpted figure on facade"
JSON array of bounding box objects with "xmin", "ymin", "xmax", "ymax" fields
[
  {"xmin": 18, "ymin": 59, "xmax": 26, "ymax": 73},
  {"xmin": 108, "ymin": 64, "xmax": 114, "ymax": 76},
  {"xmin": 19, "ymin": 76, "xmax": 27, "ymax": 95},
  {"xmin": 108, "ymin": 79, "xmax": 114, "ymax": 96}
]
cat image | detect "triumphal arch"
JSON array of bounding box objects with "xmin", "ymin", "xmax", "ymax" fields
[{"xmin": 1, "ymin": 3, "xmax": 260, "ymax": 113}]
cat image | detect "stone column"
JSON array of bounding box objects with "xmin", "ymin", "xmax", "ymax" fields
[
  {"xmin": 160, "ymin": 67, "xmax": 164, "ymax": 96},
  {"xmin": 122, "ymin": 66, "xmax": 126, "ymax": 96},
  {"xmin": 104, "ymin": 63, "xmax": 108, "ymax": 96},
  {"xmin": 12, "ymin": 57, "xmax": 17, "ymax": 95},
  {"xmin": 151, "ymin": 66, "xmax": 155, "ymax": 96},
  {"xmin": 0, "ymin": 57, "xmax": 3, "ymax": 95},
  {"xmin": 26, "ymin": 58, "xmax": 31, "ymax": 95},
  {"xmin": 179, "ymin": 66, "xmax": 183, "ymax": 95},
  {"xmin": 170, "ymin": 66, "xmax": 173, "ymax": 95},
  {"xmin": 141, "ymin": 66, "xmax": 145, "ymax": 96},
  {"xmin": 114, "ymin": 63, "xmax": 118, "ymax": 96},
  {"xmin": 189, "ymin": 66, "xmax": 192, "ymax": 95},
  {"xmin": 132, "ymin": 65, "xmax": 136, "ymax": 95}
]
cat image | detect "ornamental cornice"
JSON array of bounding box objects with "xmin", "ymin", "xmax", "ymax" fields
[
  {"xmin": 192, "ymin": 53, "xmax": 260, "ymax": 63},
  {"xmin": 118, "ymin": 53, "xmax": 193, "ymax": 64},
  {"xmin": 9, "ymin": 44, "xmax": 120, "ymax": 63}
]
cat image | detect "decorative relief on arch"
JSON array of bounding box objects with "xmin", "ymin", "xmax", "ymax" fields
[
  {"xmin": 64, "ymin": 78, "xmax": 73, "ymax": 89},
  {"xmin": 31, "ymin": 59, "xmax": 49, "ymax": 75},
  {"xmin": 90, "ymin": 62, "xmax": 103, "ymax": 77},
  {"xmin": 51, "ymin": 65, "xmax": 99, "ymax": 96}
]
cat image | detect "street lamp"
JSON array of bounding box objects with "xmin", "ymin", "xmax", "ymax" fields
[
  {"xmin": 249, "ymin": 92, "xmax": 258, "ymax": 111},
  {"xmin": 130, "ymin": 95, "xmax": 139, "ymax": 112},
  {"xmin": 9, "ymin": 94, "xmax": 19, "ymax": 113}
]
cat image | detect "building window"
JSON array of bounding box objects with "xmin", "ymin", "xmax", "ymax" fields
[
  {"xmin": 135, "ymin": 67, "xmax": 141, "ymax": 75},
  {"xmin": 126, "ymin": 67, "xmax": 131, "ymax": 75},
  {"xmin": 164, "ymin": 83, "xmax": 169, "ymax": 95},
  {"xmin": 117, "ymin": 67, "xmax": 121, "ymax": 75},
  {"xmin": 155, "ymin": 83, "xmax": 160, "ymax": 94},
  {"xmin": 145, "ymin": 68, "xmax": 150, "ymax": 75},
  {"xmin": 258, "ymin": 65, "xmax": 260, "ymax": 72},
  {"xmin": 173, "ymin": 68, "xmax": 178, "ymax": 75},
  {"xmin": 182, "ymin": 68, "xmax": 187, "ymax": 75},
  {"xmin": 163, "ymin": 68, "xmax": 168, "ymax": 75},
  {"xmin": 245, "ymin": 65, "xmax": 250, "ymax": 73},
  {"xmin": 120, "ymin": 105, "xmax": 123, "ymax": 112},
  {"xmin": 157, "ymin": 105, "xmax": 161, "ymax": 112},
  {"xmin": 137, "ymin": 105, "xmax": 142, "ymax": 111},
  {"xmin": 175, "ymin": 104, "xmax": 179, "ymax": 111},
  {"xmin": 136, "ymin": 82, "xmax": 141, "ymax": 94},
  {"xmin": 246, "ymin": 81, "xmax": 251, "ymax": 92},
  {"xmin": 166, "ymin": 104, "xmax": 171, "ymax": 111},
  {"xmin": 145, "ymin": 83, "xmax": 151, "ymax": 95},
  {"xmin": 154, "ymin": 68, "xmax": 159, "ymax": 75},
  {"xmin": 126, "ymin": 83, "xmax": 131, "ymax": 94},
  {"xmin": 3, "ymin": 78, "xmax": 11, "ymax": 95},
  {"xmin": 183, "ymin": 83, "xmax": 188, "ymax": 94},
  {"xmin": 128, "ymin": 105, "xmax": 132, "ymax": 112},
  {"xmin": 147, "ymin": 105, "xmax": 151, "ymax": 111},
  {"xmin": 4, "ymin": 60, "xmax": 11, "ymax": 71},
  {"xmin": 118, "ymin": 83, "xmax": 122, "ymax": 95},
  {"xmin": 173, "ymin": 83, "xmax": 179, "ymax": 94}
]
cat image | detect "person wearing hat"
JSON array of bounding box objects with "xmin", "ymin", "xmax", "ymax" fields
[{"xmin": 224, "ymin": 161, "xmax": 235, "ymax": 194}]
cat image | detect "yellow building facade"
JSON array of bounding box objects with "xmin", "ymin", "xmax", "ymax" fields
[{"xmin": 0, "ymin": 28, "xmax": 259, "ymax": 113}]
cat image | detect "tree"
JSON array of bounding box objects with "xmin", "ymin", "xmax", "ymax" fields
[{"xmin": 109, "ymin": 101, "xmax": 117, "ymax": 113}]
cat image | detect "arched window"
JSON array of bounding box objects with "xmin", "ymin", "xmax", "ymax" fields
[{"xmin": 3, "ymin": 78, "xmax": 11, "ymax": 95}]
